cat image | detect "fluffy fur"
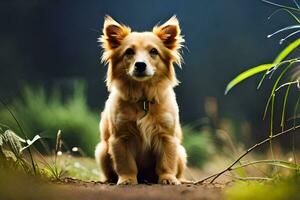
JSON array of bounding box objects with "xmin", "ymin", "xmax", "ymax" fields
[{"xmin": 95, "ymin": 15, "xmax": 187, "ymax": 185}]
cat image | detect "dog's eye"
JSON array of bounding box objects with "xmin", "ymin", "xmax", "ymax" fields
[
  {"xmin": 149, "ymin": 48, "xmax": 159, "ymax": 56},
  {"xmin": 124, "ymin": 48, "xmax": 135, "ymax": 56}
]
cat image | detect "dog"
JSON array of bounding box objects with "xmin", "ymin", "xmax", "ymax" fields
[{"xmin": 95, "ymin": 15, "xmax": 187, "ymax": 185}]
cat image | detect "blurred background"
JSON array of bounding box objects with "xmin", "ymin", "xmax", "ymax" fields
[{"xmin": 0, "ymin": 0, "xmax": 299, "ymax": 168}]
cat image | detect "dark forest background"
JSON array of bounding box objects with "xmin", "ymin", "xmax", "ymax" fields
[{"xmin": 0, "ymin": 0, "xmax": 297, "ymax": 146}]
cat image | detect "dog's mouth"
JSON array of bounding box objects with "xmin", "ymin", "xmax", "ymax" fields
[
  {"xmin": 131, "ymin": 73, "xmax": 153, "ymax": 81},
  {"xmin": 129, "ymin": 69, "xmax": 154, "ymax": 81}
]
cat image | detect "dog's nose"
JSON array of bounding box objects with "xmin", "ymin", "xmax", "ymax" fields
[{"xmin": 134, "ymin": 62, "xmax": 146, "ymax": 73}]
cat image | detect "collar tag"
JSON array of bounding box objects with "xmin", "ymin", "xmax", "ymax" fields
[{"xmin": 143, "ymin": 100, "xmax": 149, "ymax": 113}]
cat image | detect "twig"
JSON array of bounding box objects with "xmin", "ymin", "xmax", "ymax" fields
[
  {"xmin": 195, "ymin": 125, "xmax": 300, "ymax": 184},
  {"xmin": 225, "ymin": 174, "xmax": 272, "ymax": 181}
]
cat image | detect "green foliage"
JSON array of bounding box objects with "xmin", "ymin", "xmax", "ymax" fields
[
  {"xmin": 54, "ymin": 156, "xmax": 99, "ymax": 181},
  {"xmin": 225, "ymin": 0, "xmax": 300, "ymax": 146},
  {"xmin": 182, "ymin": 126, "xmax": 214, "ymax": 167},
  {"xmin": 225, "ymin": 64, "xmax": 274, "ymax": 95},
  {"xmin": 0, "ymin": 128, "xmax": 40, "ymax": 175},
  {"xmin": 225, "ymin": 175, "xmax": 300, "ymax": 200},
  {"xmin": 223, "ymin": 0, "xmax": 300, "ymax": 182},
  {"xmin": 225, "ymin": 37, "xmax": 300, "ymax": 95},
  {"xmin": 0, "ymin": 82, "xmax": 99, "ymax": 156}
]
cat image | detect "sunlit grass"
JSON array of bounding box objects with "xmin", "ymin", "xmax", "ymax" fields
[{"xmin": 225, "ymin": 175, "xmax": 300, "ymax": 200}]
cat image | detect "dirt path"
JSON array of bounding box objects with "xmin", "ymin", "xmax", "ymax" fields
[
  {"xmin": 1, "ymin": 174, "xmax": 226, "ymax": 200},
  {"xmin": 55, "ymin": 178, "xmax": 225, "ymax": 200}
]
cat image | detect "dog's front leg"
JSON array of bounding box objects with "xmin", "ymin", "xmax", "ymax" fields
[
  {"xmin": 110, "ymin": 137, "xmax": 138, "ymax": 185},
  {"xmin": 155, "ymin": 135, "xmax": 180, "ymax": 185}
]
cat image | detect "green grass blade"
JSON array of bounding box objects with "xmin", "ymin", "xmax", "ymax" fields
[
  {"xmin": 294, "ymin": 0, "xmax": 300, "ymax": 9},
  {"xmin": 263, "ymin": 95, "xmax": 273, "ymax": 120},
  {"xmin": 232, "ymin": 160, "xmax": 299, "ymax": 170},
  {"xmin": 262, "ymin": 0, "xmax": 300, "ymax": 13},
  {"xmin": 293, "ymin": 94, "xmax": 300, "ymax": 127},
  {"xmin": 225, "ymin": 64, "xmax": 273, "ymax": 94},
  {"xmin": 268, "ymin": 9, "xmax": 300, "ymax": 24},
  {"xmin": 273, "ymin": 38, "xmax": 300, "ymax": 64},
  {"xmin": 281, "ymin": 84, "xmax": 291, "ymax": 130},
  {"xmin": 270, "ymin": 95, "xmax": 275, "ymax": 136},
  {"xmin": 264, "ymin": 62, "xmax": 295, "ymax": 120},
  {"xmin": 226, "ymin": 38, "xmax": 300, "ymax": 94}
]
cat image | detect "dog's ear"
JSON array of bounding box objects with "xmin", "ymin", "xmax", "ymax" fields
[
  {"xmin": 153, "ymin": 16, "xmax": 183, "ymax": 50},
  {"xmin": 101, "ymin": 16, "xmax": 131, "ymax": 49}
]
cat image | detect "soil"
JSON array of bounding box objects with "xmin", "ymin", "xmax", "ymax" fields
[
  {"xmin": 0, "ymin": 174, "xmax": 227, "ymax": 200},
  {"xmin": 55, "ymin": 178, "xmax": 226, "ymax": 200}
]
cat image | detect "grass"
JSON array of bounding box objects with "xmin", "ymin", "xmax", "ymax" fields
[
  {"xmin": 225, "ymin": 175, "xmax": 300, "ymax": 200},
  {"xmin": 221, "ymin": 1, "xmax": 300, "ymax": 198},
  {"xmin": 224, "ymin": 0, "xmax": 300, "ymax": 177},
  {"xmin": 183, "ymin": 126, "xmax": 214, "ymax": 167},
  {"xmin": 0, "ymin": 81, "xmax": 99, "ymax": 156},
  {"xmin": 41, "ymin": 155, "xmax": 100, "ymax": 181}
]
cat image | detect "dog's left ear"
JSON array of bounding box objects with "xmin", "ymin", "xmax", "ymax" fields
[{"xmin": 153, "ymin": 16, "xmax": 183, "ymax": 50}]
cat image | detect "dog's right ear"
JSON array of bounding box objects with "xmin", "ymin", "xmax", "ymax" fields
[{"xmin": 100, "ymin": 16, "xmax": 131, "ymax": 50}]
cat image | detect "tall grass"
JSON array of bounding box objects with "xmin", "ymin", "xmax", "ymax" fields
[
  {"xmin": 182, "ymin": 126, "xmax": 214, "ymax": 167},
  {"xmin": 0, "ymin": 81, "xmax": 99, "ymax": 156},
  {"xmin": 226, "ymin": 0, "xmax": 300, "ymax": 169}
]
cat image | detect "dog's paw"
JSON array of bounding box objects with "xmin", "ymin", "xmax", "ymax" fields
[
  {"xmin": 117, "ymin": 176, "xmax": 138, "ymax": 185},
  {"xmin": 158, "ymin": 174, "xmax": 180, "ymax": 185}
]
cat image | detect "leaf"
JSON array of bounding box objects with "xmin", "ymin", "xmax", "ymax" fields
[
  {"xmin": 234, "ymin": 160, "xmax": 299, "ymax": 170},
  {"xmin": 273, "ymin": 38, "xmax": 300, "ymax": 64},
  {"xmin": 3, "ymin": 130, "xmax": 25, "ymax": 157},
  {"xmin": 20, "ymin": 135, "xmax": 42, "ymax": 152},
  {"xmin": 225, "ymin": 64, "xmax": 274, "ymax": 94},
  {"xmin": 263, "ymin": 62, "xmax": 295, "ymax": 123},
  {"xmin": 2, "ymin": 150, "xmax": 17, "ymax": 161},
  {"xmin": 280, "ymin": 84, "xmax": 291, "ymax": 130},
  {"xmin": 226, "ymin": 38, "xmax": 300, "ymax": 94}
]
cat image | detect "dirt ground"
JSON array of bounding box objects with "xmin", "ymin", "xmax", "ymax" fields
[{"xmin": 0, "ymin": 174, "xmax": 227, "ymax": 200}]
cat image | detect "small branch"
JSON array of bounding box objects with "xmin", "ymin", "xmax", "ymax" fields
[
  {"xmin": 225, "ymin": 174, "xmax": 273, "ymax": 181},
  {"xmin": 195, "ymin": 125, "xmax": 300, "ymax": 184}
]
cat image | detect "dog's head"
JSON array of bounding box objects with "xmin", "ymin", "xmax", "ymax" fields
[{"xmin": 100, "ymin": 16, "xmax": 184, "ymax": 90}]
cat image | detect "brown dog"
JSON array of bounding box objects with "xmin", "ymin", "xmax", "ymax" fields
[{"xmin": 95, "ymin": 16, "xmax": 187, "ymax": 185}]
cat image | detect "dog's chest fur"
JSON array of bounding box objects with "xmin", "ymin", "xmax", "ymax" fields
[{"xmin": 113, "ymin": 97, "xmax": 176, "ymax": 149}]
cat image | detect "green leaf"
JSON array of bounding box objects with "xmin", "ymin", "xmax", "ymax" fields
[
  {"xmin": 262, "ymin": 0, "xmax": 300, "ymax": 13},
  {"xmin": 225, "ymin": 64, "xmax": 274, "ymax": 95},
  {"xmin": 274, "ymin": 38, "xmax": 300, "ymax": 64},
  {"xmin": 226, "ymin": 39, "xmax": 300, "ymax": 94},
  {"xmin": 280, "ymin": 84, "xmax": 291, "ymax": 130}
]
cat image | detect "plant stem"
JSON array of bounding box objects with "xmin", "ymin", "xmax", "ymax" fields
[
  {"xmin": 195, "ymin": 125, "xmax": 300, "ymax": 184},
  {"xmin": 0, "ymin": 98, "xmax": 37, "ymax": 174}
]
